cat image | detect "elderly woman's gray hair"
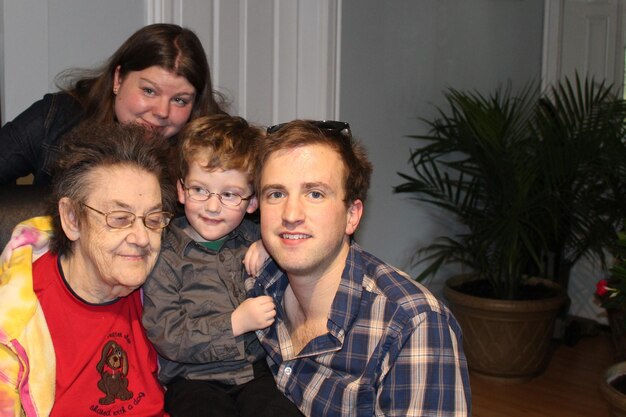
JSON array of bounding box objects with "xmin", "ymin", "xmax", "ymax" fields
[{"xmin": 49, "ymin": 122, "xmax": 176, "ymax": 255}]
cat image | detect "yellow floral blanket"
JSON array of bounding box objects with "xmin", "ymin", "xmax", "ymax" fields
[{"xmin": 0, "ymin": 216, "xmax": 55, "ymax": 417}]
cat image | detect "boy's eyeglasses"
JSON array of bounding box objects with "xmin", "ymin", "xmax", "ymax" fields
[
  {"xmin": 81, "ymin": 203, "xmax": 173, "ymax": 230},
  {"xmin": 266, "ymin": 120, "xmax": 351, "ymax": 137},
  {"xmin": 180, "ymin": 180, "xmax": 253, "ymax": 207}
]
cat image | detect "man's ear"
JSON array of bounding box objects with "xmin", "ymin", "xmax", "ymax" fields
[
  {"xmin": 246, "ymin": 195, "xmax": 259, "ymax": 214},
  {"xmin": 345, "ymin": 199, "xmax": 363, "ymax": 236},
  {"xmin": 59, "ymin": 197, "xmax": 81, "ymax": 242}
]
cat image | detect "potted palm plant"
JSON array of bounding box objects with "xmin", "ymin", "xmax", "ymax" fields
[
  {"xmin": 395, "ymin": 76, "xmax": 626, "ymax": 383},
  {"xmin": 532, "ymin": 78, "xmax": 626, "ymax": 289}
]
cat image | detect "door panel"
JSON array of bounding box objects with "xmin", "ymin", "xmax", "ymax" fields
[{"xmin": 543, "ymin": 0, "xmax": 624, "ymax": 89}]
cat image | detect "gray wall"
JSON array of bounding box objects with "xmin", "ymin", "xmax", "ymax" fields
[
  {"xmin": 0, "ymin": 0, "xmax": 146, "ymax": 122},
  {"xmin": 340, "ymin": 0, "xmax": 545, "ymax": 291}
]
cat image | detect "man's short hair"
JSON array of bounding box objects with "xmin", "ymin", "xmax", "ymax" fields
[
  {"xmin": 256, "ymin": 120, "xmax": 373, "ymax": 206},
  {"xmin": 177, "ymin": 114, "xmax": 264, "ymax": 183},
  {"xmin": 49, "ymin": 122, "xmax": 175, "ymax": 255}
]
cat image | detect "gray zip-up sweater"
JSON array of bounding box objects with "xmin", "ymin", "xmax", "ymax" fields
[{"xmin": 142, "ymin": 216, "xmax": 265, "ymax": 385}]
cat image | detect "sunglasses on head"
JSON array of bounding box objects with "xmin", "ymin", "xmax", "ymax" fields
[{"xmin": 266, "ymin": 120, "xmax": 351, "ymax": 137}]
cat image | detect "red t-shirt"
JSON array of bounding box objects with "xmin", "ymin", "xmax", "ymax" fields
[{"xmin": 33, "ymin": 252, "xmax": 167, "ymax": 417}]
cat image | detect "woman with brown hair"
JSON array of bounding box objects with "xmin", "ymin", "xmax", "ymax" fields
[{"xmin": 0, "ymin": 23, "xmax": 225, "ymax": 185}]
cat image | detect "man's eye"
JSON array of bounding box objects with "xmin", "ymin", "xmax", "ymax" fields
[
  {"xmin": 308, "ymin": 191, "xmax": 324, "ymax": 199},
  {"xmin": 266, "ymin": 191, "xmax": 284, "ymax": 200},
  {"xmin": 143, "ymin": 88, "xmax": 156, "ymax": 96}
]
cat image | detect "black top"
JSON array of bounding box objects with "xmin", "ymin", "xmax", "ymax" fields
[{"xmin": 0, "ymin": 93, "xmax": 84, "ymax": 185}]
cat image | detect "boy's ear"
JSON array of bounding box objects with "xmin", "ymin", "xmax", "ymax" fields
[
  {"xmin": 176, "ymin": 179, "xmax": 186, "ymax": 205},
  {"xmin": 246, "ymin": 195, "xmax": 259, "ymax": 214}
]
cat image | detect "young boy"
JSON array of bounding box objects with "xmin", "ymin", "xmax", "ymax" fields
[{"xmin": 142, "ymin": 115, "xmax": 303, "ymax": 417}]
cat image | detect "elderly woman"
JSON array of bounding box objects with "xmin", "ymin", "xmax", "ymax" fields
[{"xmin": 0, "ymin": 122, "xmax": 176, "ymax": 417}]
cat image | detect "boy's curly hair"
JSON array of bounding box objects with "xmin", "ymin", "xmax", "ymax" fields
[{"xmin": 177, "ymin": 114, "xmax": 264, "ymax": 183}]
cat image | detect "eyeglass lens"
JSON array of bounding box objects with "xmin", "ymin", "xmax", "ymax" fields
[
  {"xmin": 106, "ymin": 211, "xmax": 171, "ymax": 230},
  {"xmin": 81, "ymin": 203, "xmax": 171, "ymax": 230},
  {"xmin": 181, "ymin": 182, "xmax": 249, "ymax": 207}
]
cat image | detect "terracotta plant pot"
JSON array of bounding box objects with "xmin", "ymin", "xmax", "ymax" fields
[
  {"xmin": 444, "ymin": 274, "xmax": 567, "ymax": 384},
  {"xmin": 601, "ymin": 362, "xmax": 626, "ymax": 417}
]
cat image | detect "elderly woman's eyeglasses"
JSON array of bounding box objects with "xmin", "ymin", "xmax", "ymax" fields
[
  {"xmin": 266, "ymin": 120, "xmax": 351, "ymax": 137},
  {"xmin": 180, "ymin": 180, "xmax": 253, "ymax": 207},
  {"xmin": 81, "ymin": 203, "xmax": 173, "ymax": 230}
]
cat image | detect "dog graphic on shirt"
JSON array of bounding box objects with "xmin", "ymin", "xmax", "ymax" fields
[{"xmin": 96, "ymin": 340, "xmax": 133, "ymax": 404}]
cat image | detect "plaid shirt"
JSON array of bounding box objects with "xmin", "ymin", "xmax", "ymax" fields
[{"xmin": 247, "ymin": 242, "xmax": 471, "ymax": 416}]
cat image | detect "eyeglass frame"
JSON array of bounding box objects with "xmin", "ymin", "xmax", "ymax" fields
[
  {"xmin": 179, "ymin": 179, "xmax": 254, "ymax": 207},
  {"xmin": 80, "ymin": 202, "xmax": 173, "ymax": 231},
  {"xmin": 266, "ymin": 120, "xmax": 351, "ymax": 137}
]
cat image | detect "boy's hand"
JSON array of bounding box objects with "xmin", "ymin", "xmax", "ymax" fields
[
  {"xmin": 231, "ymin": 296, "xmax": 276, "ymax": 336},
  {"xmin": 243, "ymin": 239, "xmax": 270, "ymax": 277}
]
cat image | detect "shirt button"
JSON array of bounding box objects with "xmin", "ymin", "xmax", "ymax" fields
[{"xmin": 284, "ymin": 366, "xmax": 292, "ymax": 375}]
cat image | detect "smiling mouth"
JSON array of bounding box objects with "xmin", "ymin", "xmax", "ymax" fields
[
  {"xmin": 149, "ymin": 125, "xmax": 167, "ymax": 133},
  {"xmin": 140, "ymin": 120, "xmax": 168, "ymax": 130},
  {"xmin": 280, "ymin": 233, "xmax": 311, "ymax": 240},
  {"xmin": 120, "ymin": 255, "xmax": 147, "ymax": 261},
  {"xmin": 120, "ymin": 250, "xmax": 150, "ymax": 259},
  {"xmin": 202, "ymin": 217, "xmax": 222, "ymax": 224}
]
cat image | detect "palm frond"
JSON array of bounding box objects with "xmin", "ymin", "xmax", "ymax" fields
[{"xmin": 396, "ymin": 75, "xmax": 626, "ymax": 299}]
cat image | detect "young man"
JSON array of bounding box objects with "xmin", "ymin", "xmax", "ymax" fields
[
  {"xmin": 142, "ymin": 114, "xmax": 303, "ymax": 417},
  {"xmin": 248, "ymin": 120, "xmax": 471, "ymax": 416}
]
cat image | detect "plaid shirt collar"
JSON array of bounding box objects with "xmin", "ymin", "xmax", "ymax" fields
[{"xmin": 252, "ymin": 242, "xmax": 368, "ymax": 359}]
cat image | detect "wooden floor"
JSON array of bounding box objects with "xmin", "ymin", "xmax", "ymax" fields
[{"xmin": 471, "ymin": 329, "xmax": 614, "ymax": 416}]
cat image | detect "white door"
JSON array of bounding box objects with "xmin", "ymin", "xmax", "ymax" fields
[
  {"xmin": 542, "ymin": 0, "xmax": 624, "ymax": 91},
  {"xmin": 542, "ymin": 0, "xmax": 625, "ymax": 323}
]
